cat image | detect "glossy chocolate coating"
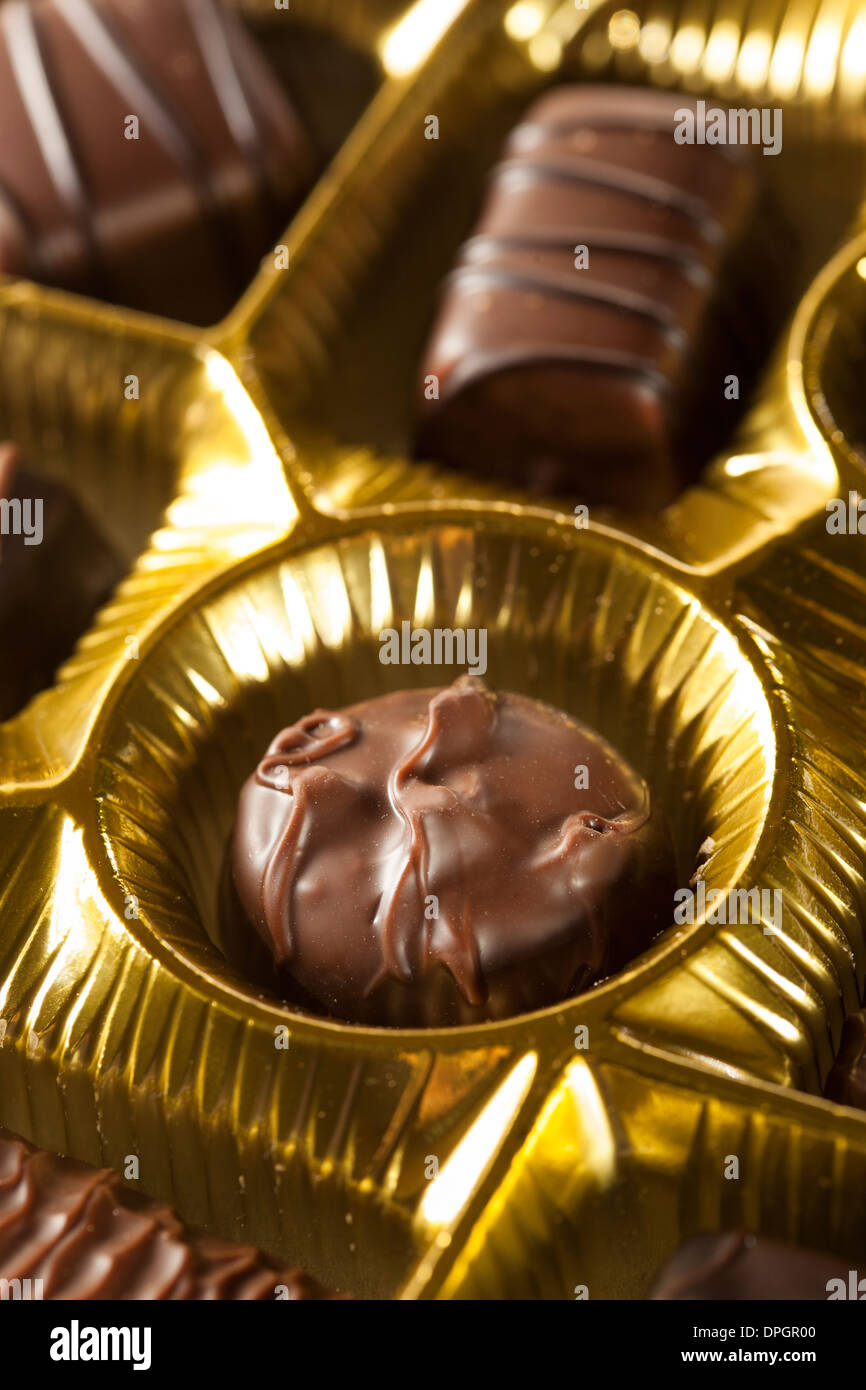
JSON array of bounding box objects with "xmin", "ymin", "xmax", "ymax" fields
[
  {"xmin": 0, "ymin": 0, "xmax": 313, "ymax": 323},
  {"xmin": 0, "ymin": 1127, "xmax": 343, "ymax": 1299},
  {"xmin": 825, "ymin": 1010, "xmax": 866, "ymax": 1110},
  {"xmin": 230, "ymin": 675, "xmax": 676, "ymax": 1027},
  {"xmin": 417, "ymin": 86, "xmax": 766, "ymax": 509},
  {"xmin": 648, "ymin": 1230, "xmax": 865, "ymax": 1300},
  {"xmin": 0, "ymin": 443, "xmax": 15, "ymax": 508},
  {"xmin": 0, "ymin": 443, "xmax": 124, "ymax": 720}
]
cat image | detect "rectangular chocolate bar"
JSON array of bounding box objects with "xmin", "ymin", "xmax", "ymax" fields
[{"xmin": 417, "ymin": 86, "xmax": 781, "ymax": 509}]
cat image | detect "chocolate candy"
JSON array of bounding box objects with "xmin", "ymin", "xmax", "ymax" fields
[
  {"xmin": 416, "ymin": 86, "xmax": 773, "ymax": 509},
  {"xmin": 825, "ymin": 1010, "xmax": 866, "ymax": 1110},
  {"xmin": 0, "ymin": 443, "xmax": 124, "ymax": 720},
  {"xmin": 0, "ymin": 444, "xmax": 15, "ymax": 511},
  {"xmin": 648, "ymin": 1230, "xmax": 866, "ymax": 1300},
  {"xmin": 0, "ymin": 1127, "xmax": 344, "ymax": 1299},
  {"xmin": 0, "ymin": 0, "xmax": 313, "ymax": 323},
  {"xmin": 230, "ymin": 675, "xmax": 676, "ymax": 1027}
]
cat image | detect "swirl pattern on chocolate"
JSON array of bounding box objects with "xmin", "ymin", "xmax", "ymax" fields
[
  {"xmin": 0, "ymin": 1127, "xmax": 344, "ymax": 1299},
  {"xmin": 231, "ymin": 676, "xmax": 676, "ymax": 1026}
]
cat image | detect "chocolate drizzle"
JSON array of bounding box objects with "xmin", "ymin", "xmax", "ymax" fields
[
  {"xmin": 444, "ymin": 262, "xmax": 686, "ymax": 341},
  {"xmin": 492, "ymin": 154, "xmax": 723, "ymax": 237},
  {"xmin": 184, "ymin": 0, "xmax": 275, "ymax": 179},
  {"xmin": 464, "ymin": 228, "xmax": 711, "ymax": 280},
  {"xmin": 257, "ymin": 711, "xmax": 360, "ymax": 787},
  {"xmin": 231, "ymin": 676, "xmax": 676, "ymax": 1026},
  {"xmin": 0, "ymin": 1127, "xmax": 345, "ymax": 1299},
  {"xmin": 371, "ymin": 678, "xmax": 498, "ymax": 999}
]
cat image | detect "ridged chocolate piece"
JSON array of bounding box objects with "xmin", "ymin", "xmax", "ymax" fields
[
  {"xmin": 0, "ymin": 0, "xmax": 314, "ymax": 323},
  {"xmin": 648, "ymin": 1231, "xmax": 866, "ymax": 1300},
  {"xmin": 0, "ymin": 1128, "xmax": 344, "ymax": 1299},
  {"xmin": 0, "ymin": 443, "xmax": 124, "ymax": 720},
  {"xmin": 230, "ymin": 675, "xmax": 676, "ymax": 1027},
  {"xmin": 417, "ymin": 86, "xmax": 772, "ymax": 509},
  {"xmin": 825, "ymin": 1010, "xmax": 866, "ymax": 1110}
]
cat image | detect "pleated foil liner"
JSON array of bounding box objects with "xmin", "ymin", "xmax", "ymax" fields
[{"xmin": 1, "ymin": 0, "xmax": 866, "ymax": 1298}]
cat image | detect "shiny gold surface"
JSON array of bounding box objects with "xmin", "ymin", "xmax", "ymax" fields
[{"xmin": 1, "ymin": 0, "xmax": 866, "ymax": 1298}]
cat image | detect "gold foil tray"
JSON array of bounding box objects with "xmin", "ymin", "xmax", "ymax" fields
[{"xmin": 2, "ymin": 0, "xmax": 866, "ymax": 1299}]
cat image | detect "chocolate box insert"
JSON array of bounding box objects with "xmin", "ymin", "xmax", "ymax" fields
[{"xmin": 2, "ymin": 0, "xmax": 866, "ymax": 1302}]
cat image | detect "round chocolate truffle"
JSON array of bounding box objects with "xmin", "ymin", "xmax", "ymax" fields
[{"xmin": 230, "ymin": 676, "xmax": 676, "ymax": 1026}]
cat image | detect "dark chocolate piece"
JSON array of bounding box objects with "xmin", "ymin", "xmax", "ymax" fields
[
  {"xmin": 416, "ymin": 86, "xmax": 772, "ymax": 509},
  {"xmin": 0, "ymin": 0, "xmax": 314, "ymax": 323},
  {"xmin": 825, "ymin": 1010, "xmax": 866, "ymax": 1110},
  {"xmin": 0, "ymin": 444, "xmax": 14, "ymax": 510},
  {"xmin": 0, "ymin": 443, "xmax": 124, "ymax": 720},
  {"xmin": 648, "ymin": 1230, "xmax": 866, "ymax": 1300},
  {"xmin": 230, "ymin": 675, "xmax": 676, "ymax": 1027},
  {"xmin": 0, "ymin": 1126, "xmax": 344, "ymax": 1299}
]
